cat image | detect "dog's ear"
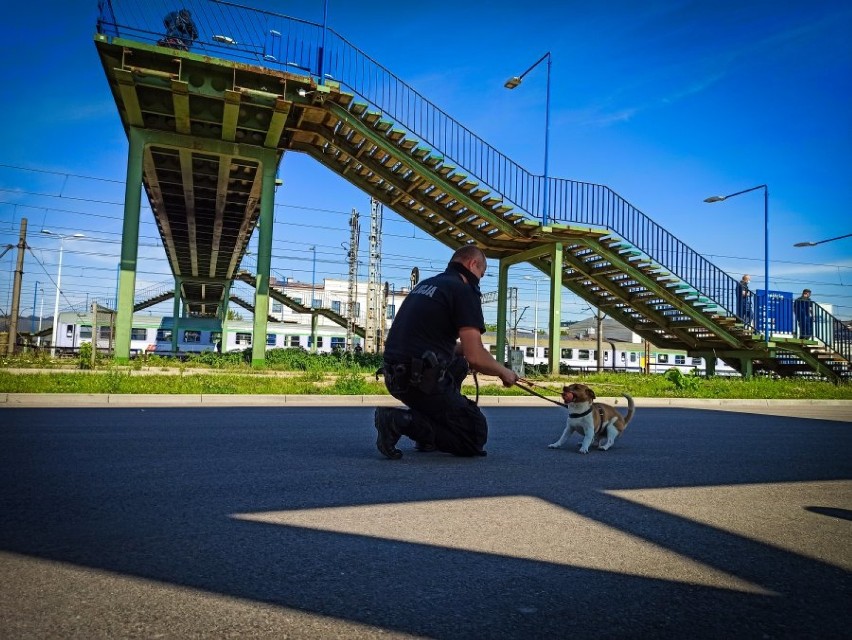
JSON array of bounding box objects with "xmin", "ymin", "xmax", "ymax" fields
[
  {"xmin": 589, "ymin": 388, "xmax": 596, "ymax": 399},
  {"xmin": 562, "ymin": 386, "xmax": 570, "ymax": 394}
]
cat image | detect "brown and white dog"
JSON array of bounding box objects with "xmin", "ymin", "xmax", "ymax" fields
[{"xmin": 548, "ymin": 383, "xmax": 635, "ymax": 454}]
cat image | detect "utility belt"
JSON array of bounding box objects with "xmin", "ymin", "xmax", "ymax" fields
[{"xmin": 379, "ymin": 351, "xmax": 447, "ymax": 395}]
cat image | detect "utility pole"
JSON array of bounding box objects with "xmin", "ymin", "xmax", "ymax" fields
[
  {"xmin": 364, "ymin": 197, "xmax": 383, "ymax": 353},
  {"xmin": 7, "ymin": 218, "xmax": 28, "ymax": 355},
  {"xmin": 346, "ymin": 208, "xmax": 360, "ymax": 352}
]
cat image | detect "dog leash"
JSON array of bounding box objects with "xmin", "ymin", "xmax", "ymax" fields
[{"xmin": 514, "ymin": 378, "xmax": 569, "ymax": 409}]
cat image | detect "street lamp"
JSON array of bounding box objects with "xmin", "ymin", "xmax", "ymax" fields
[
  {"xmin": 703, "ymin": 185, "xmax": 769, "ymax": 343},
  {"xmin": 794, "ymin": 232, "xmax": 852, "ymax": 247},
  {"xmin": 42, "ymin": 230, "xmax": 85, "ymax": 357},
  {"xmin": 309, "ymin": 245, "xmax": 317, "ymax": 309},
  {"xmin": 504, "ymin": 52, "xmax": 552, "ymax": 227},
  {"xmin": 523, "ymin": 275, "xmax": 543, "ymax": 364}
]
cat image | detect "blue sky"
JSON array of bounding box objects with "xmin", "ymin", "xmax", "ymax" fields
[{"xmin": 1, "ymin": 0, "xmax": 850, "ymax": 330}]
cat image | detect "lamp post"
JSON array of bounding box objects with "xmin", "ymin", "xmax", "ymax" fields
[
  {"xmin": 504, "ymin": 51, "xmax": 552, "ymax": 227},
  {"xmin": 42, "ymin": 230, "xmax": 85, "ymax": 357},
  {"xmin": 704, "ymin": 185, "xmax": 769, "ymax": 343},
  {"xmin": 31, "ymin": 280, "xmax": 40, "ymax": 336},
  {"xmin": 523, "ymin": 275, "xmax": 543, "ymax": 364},
  {"xmin": 794, "ymin": 232, "xmax": 852, "ymax": 247},
  {"xmin": 309, "ymin": 245, "xmax": 317, "ymax": 309},
  {"xmin": 37, "ymin": 286, "xmax": 45, "ymax": 346}
]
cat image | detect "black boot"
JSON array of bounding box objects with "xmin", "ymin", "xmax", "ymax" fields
[{"xmin": 374, "ymin": 407, "xmax": 405, "ymax": 459}]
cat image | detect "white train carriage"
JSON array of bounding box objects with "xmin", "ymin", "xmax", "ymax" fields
[
  {"xmin": 481, "ymin": 332, "xmax": 738, "ymax": 376},
  {"xmin": 54, "ymin": 312, "xmax": 359, "ymax": 355}
]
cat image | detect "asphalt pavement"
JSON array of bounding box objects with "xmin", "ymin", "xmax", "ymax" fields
[{"xmin": 1, "ymin": 400, "xmax": 850, "ymax": 639}]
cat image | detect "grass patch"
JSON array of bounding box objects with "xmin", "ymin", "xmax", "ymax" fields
[{"xmin": 1, "ymin": 355, "xmax": 850, "ymax": 399}]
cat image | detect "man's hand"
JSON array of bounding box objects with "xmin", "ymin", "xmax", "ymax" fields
[{"xmin": 499, "ymin": 368, "xmax": 519, "ymax": 387}]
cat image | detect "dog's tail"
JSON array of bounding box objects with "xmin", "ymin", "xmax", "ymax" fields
[{"xmin": 621, "ymin": 394, "xmax": 635, "ymax": 427}]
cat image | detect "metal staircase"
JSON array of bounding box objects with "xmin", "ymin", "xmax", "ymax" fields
[
  {"xmin": 94, "ymin": 0, "xmax": 850, "ymax": 380},
  {"xmin": 235, "ymin": 271, "xmax": 366, "ymax": 338}
]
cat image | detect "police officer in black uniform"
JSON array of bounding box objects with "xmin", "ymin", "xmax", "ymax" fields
[{"xmin": 374, "ymin": 246, "xmax": 519, "ymax": 459}]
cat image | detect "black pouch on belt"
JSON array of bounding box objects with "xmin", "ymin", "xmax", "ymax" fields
[{"xmin": 414, "ymin": 350, "xmax": 444, "ymax": 394}]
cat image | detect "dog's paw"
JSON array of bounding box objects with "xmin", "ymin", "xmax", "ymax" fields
[
  {"xmin": 577, "ymin": 446, "xmax": 590, "ymax": 454},
  {"xmin": 548, "ymin": 442, "xmax": 562, "ymax": 449}
]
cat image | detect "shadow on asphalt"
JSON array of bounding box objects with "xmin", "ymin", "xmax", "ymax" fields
[{"xmin": 1, "ymin": 406, "xmax": 850, "ymax": 638}]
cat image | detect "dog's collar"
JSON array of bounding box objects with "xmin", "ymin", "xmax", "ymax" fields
[{"xmin": 569, "ymin": 407, "xmax": 593, "ymax": 418}]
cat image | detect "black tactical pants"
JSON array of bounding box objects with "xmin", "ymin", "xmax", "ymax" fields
[{"xmin": 383, "ymin": 356, "xmax": 488, "ymax": 457}]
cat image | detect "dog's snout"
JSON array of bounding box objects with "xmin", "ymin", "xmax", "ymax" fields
[{"xmin": 563, "ymin": 391, "xmax": 574, "ymax": 402}]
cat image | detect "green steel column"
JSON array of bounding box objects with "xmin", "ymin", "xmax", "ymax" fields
[
  {"xmin": 171, "ymin": 276, "xmax": 181, "ymax": 353},
  {"xmin": 220, "ymin": 282, "xmax": 231, "ymax": 352},
  {"xmin": 311, "ymin": 312, "xmax": 319, "ymax": 353},
  {"xmin": 740, "ymin": 357, "xmax": 753, "ymax": 380},
  {"xmin": 548, "ymin": 243, "xmax": 563, "ymax": 375},
  {"xmin": 496, "ymin": 259, "xmax": 510, "ymax": 364},
  {"xmin": 114, "ymin": 127, "xmax": 144, "ymax": 363},
  {"xmin": 705, "ymin": 355, "xmax": 716, "ymax": 377},
  {"xmin": 251, "ymin": 152, "xmax": 277, "ymax": 367}
]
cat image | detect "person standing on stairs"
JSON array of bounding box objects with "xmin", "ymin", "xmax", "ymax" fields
[{"xmin": 736, "ymin": 274, "xmax": 753, "ymax": 329}]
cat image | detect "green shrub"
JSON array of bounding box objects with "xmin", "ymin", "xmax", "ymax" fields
[
  {"xmin": 663, "ymin": 367, "xmax": 701, "ymax": 391},
  {"xmin": 332, "ymin": 370, "xmax": 368, "ymax": 394},
  {"xmin": 78, "ymin": 342, "xmax": 93, "ymax": 370}
]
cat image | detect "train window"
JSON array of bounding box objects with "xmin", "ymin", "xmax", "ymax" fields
[
  {"xmin": 156, "ymin": 329, "xmax": 172, "ymax": 341},
  {"xmin": 308, "ymin": 336, "xmax": 324, "ymax": 348},
  {"xmin": 629, "ymin": 352, "xmax": 637, "ymax": 363},
  {"xmin": 99, "ymin": 326, "xmax": 113, "ymax": 340},
  {"xmin": 80, "ymin": 325, "xmax": 92, "ymax": 339},
  {"xmin": 266, "ymin": 334, "xmax": 277, "ymax": 346},
  {"xmin": 675, "ymin": 355, "xmax": 686, "ymax": 365},
  {"xmin": 236, "ymin": 332, "xmax": 252, "ymax": 346},
  {"xmin": 183, "ymin": 330, "xmax": 201, "ymax": 343},
  {"xmin": 331, "ymin": 337, "xmax": 345, "ymax": 350},
  {"xmin": 578, "ymin": 350, "xmax": 590, "ymax": 360},
  {"xmin": 620, "ymin": 352, "xmax": 626, "ymax": 361},
  {"xmin": 604, "ymin": 351, "xmax": 609, "ymax": 361},
  {"xmin": 691, "ymin": 357, "xmax": 702, "ymax": 365},
  {"xmin": 543, "ymin": 348, "xmax": 549, "ymax": 357},
  {"xmin": 561, "ymin": 348, "xmax": 573, "ymax": 359},
  {"xmin": 210, "ymin": 331, "xmax": 221, "ymax": 345},
  {"xmin": 66, "ymin": 324, "xmax": 76, "ymax": 338},
  {"xmin": 131, "ymin": 328, "xmax": 147, "ymax": 340},
  {"xmin": 658, "ymin": 353, "xmax": 669, "ymax": 364},
  {"xmin": 526, "ymin": 347, "xmax": 535, "ymax": 357},
  {"xmin": 489, "ymin": 345, "xmax": 497, "ymax": 354},
  {"xmin": 289, "ymin": 336, "xmax": 300, "ymax": 347}
]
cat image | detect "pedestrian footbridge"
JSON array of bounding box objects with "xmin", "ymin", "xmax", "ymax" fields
[{"xmin": 94, "ymin": 0, "xmax": 850, "ymax": 380}]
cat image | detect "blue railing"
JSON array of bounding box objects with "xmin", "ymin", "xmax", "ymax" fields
[{"xmin": 96, "ymin": 0, "xmax": 851, "ymax": 366}]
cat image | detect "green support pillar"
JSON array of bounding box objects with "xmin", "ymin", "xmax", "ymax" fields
[
  {"xmin": 705, "ymin": 356, "xmax": 716, "ymax": 377},
  {"xmin": 171, "ymin": 276, "xmax": 182, "ymax": 353},
  {"xmin": 114, "ymin": 127, "xmax": 144, "ymax": 363},
  {"xmin": 547, "ymin": 243, "xmax": 563, "ymax": 375},
  {"xmin": 251, "ymin": 151, "xmax": 277, "ymax": 367},
  {"xmin": 310, "ymin": 312, "xmax": 319, "ymax": 353},
  {"xmin": 220, "ymin": 281, "xmax": 231, "ymax": 352},
  {"xmin": 740, "ymin": 357, "xmax": 753, "ymax": 380},
  {"xmin": 496, "ymin": 259, "xmax": 510, "ymax": 364}
]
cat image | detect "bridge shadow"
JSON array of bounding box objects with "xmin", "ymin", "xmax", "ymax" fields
[{"xmin": 0, "ymin": 406, "xmax": 849, "ymax": 638}]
